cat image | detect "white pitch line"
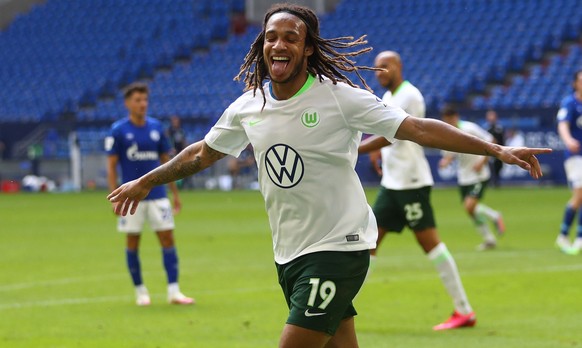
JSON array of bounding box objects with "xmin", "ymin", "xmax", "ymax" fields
[
  {"xmin": 0, "ymin": 263, "xmax": 580, "ymax": 311},
  {"xmin": 0, "ymin": 274, "xmax": 129, "ymax": 292}
]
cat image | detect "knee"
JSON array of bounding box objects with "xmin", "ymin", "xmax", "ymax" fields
[
  {"xmin": 158, "ymin": 233, "xmax": 175, "ymax": 248},
  {"xmin": 126, "ymin": 235, "xmax": 140, "ymax": 250},
  {"xmin": 570, "ymin": 195, "xmax": 582, "ymax": 209},
  {"xmin": 464, "ymin": 203, "xmax": 476, "ymax": 216}
]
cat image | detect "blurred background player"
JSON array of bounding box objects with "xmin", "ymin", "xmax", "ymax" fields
[
  {"xmin": 439, "ymin": 106, "xmax": 505, "ymax": 251},
  {"xmin": 168, "ymin": 115, "xmax": 187, "ymax": 156},
  {"xmin": 359, "ymin": 51, "xmax": 475, "ymax": 331},
  {"xmin": 555, "ymin": 69, "xmax": 582, "ymax": 255},
  {"xmin": 167, "ymin": 115, "xmax": 189, "ymax": 189},
  {"xmin": 227, "ymin": 144, "xmax": 255, "ymax": 189},
  {"xmin": 485, "ymin": 110, "xmax": 505, "ymax": 187},
  {"xmin": 105, "ymin": 83, "xmax": 193, "ymax": 306}
]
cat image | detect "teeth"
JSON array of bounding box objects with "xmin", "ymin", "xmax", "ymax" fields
[{"xmin": 273, "ymin": 57, "xmax": 289, "ymax": 61}]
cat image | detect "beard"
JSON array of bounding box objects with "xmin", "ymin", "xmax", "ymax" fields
[{"xmin": 269, "ymin": 56, "xmax": 306, "ymax": 84}]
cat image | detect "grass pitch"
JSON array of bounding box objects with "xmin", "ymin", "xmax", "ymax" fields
[{"xmin": 0, "ymin": 187, "xmax": 580, "ymax": 347}]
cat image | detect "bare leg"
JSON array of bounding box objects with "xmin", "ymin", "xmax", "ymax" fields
[
  {"xmin": 279, "ymin": 324, "xmax": 330, "ymax": 348},
  {"xmin": 126, "ymin": 233, "xmax": 141, "ymax": 251},
  {"xmin": 325, "ymin": 317, "xmax": 359, "ymax": 348},
  {"xmin": 370, "ymin": 226, "xmax": 387, "ymax": 257},
  {"xmin": 279, "ymin": 317, "xmax": 359, "ymax": 348},
  {"xmin": 155, "ymin": 230, "xmax": 175, "ymax": 248},
  {"xmin": 414, "ymin": 227, "xmax": 441, "ymax": 253}
]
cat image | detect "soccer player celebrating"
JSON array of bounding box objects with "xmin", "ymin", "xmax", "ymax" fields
[
  {"xmin": 555, "ymin": 69, "xmax": 582, "ymax": 255},
  {"xmin": 359, "ymin": 51, "xmax": 475, "ymax": 330},
  {"xmin": 105, "ymin": 83, "xmax": 194, "ymax": 306},
  {"xmin": 108, "ymin": 5, "xmax": 549, "ymax": 347},
  {"xmin": 439, "ymin": 106, "xmax": 506, "ymax": 251}
]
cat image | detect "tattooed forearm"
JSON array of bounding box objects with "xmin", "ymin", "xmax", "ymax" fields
[
  {"xmin": 203, "ymin": 142, "xmax": 227, "ymax": 162},
  {"xmin": 141, "ymin": 140, "xmax": 226, "ymax": 188}
]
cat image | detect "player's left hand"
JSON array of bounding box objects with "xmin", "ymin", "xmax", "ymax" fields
[
  {"xmin": 496, "ymin": 146, "xmax": 552, "ymax": 179},
  {"xmin": 173, "ymin": 197, "xmax": 182, "ymax": 215},
  {"xmin": 107, "ymin": 179, "xmax": 151, "ymax": 216},
  {"xmin": 369, "ymin": 150, "xmax": 382, "ymax": 176}
]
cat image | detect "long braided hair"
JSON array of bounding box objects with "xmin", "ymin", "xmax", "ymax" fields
[{"xmin": 234, "ymin": 3, "xmax": 380, "ymax": 108}]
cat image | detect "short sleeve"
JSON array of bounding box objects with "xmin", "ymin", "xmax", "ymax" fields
[
  {"xmin": 104, "ymin": 127, "xmax": 119, "ymax": 156},
  {"xmin": 557, "ymin": 98, "xmax": 571, "ymax": 123},
  {"xmin": 333, "ymin": 85, "xmax": 408, "ymax": 142},
  {"xmin": 204, "ymin": 105, "xmax": 250, "ymax": 158}
]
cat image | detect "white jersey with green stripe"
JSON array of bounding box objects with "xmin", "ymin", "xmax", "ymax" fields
[
  {"xmin": 204, "ymin": 76, "xmax": 408, "ymax": 264},
  {"xmin": 379, "ymin": 81, "xmax": 434, "ymax": 190},
  {"xmin": 446, "ymin": 120, "xmax": 494, "ymax": 185}
]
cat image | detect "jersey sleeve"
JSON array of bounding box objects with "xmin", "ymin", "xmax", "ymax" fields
[
  {"xmin": 556, "ymin": 97, "xmax": 572, "ymax": 123},
  {"xmin": 104, "ymin": 127, "xmax": 119, "ymax": 156},
  {"xmin": 405, "ymin": 89, "xmax": 426, "ymax": 118},
  {"xmin": 204, "ymin": 104, "xmax": 250, "ymax": 158},
  {"xmin": 334, "ymin": 85, "xmax": 408, "ymax": 142}
]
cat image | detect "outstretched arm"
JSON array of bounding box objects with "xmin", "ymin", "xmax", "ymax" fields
[
  {"xmin": 358, "ymin": 135, "xmax": 392, "ymax": 154},
  {"xmin": 395, "ymin": 116, "xmax": 552, "ymax": 178},
  {"xmin": 108, "ymin": 140, "xmax": 226, "ymax": 216}
]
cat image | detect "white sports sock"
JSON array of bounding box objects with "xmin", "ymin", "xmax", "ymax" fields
[
  {"xmin": 168, "ymin": 282, "xmax": 180, "ymax": 296},
  {"xmin": 474, "ymin": 216, "xmax": 496, "ymax": 243},
  {"xmin": 135, "ymin": 284, "xmax": 149, "ymax": 295},
  {"xmin": 428, "ymin": 242, "xmax": 473, "ymax": 315},
  {"xmin": 475, "ymin": 203, "xmax": 500, "ymax": 221}
]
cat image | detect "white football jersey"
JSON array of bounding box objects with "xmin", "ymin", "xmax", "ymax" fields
[
  {"xmin": 380, "ymin": 81, "xmax": 434, "ymax": 190},
  {"xmin": 205, "ymin": 77, "xmax": 408, "ymax": 264},
  {"xmin": 447, "ymin": 120, "xmax": 493, "ymax": 185}
]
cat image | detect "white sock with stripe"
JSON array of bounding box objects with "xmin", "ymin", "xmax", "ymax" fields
[
  {"xmin": 428, "ymin": 242, "xmax": 473, "ymax": 315},
  {"xmin": 475, "ymin": 203, "xmax": 500, "ymax": 221}
]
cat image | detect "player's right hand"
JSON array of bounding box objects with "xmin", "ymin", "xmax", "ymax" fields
[{"xmin": 107, "ymin": 179, "xmax": 151, "ymax": 216}]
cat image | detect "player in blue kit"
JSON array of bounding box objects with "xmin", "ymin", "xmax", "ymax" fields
[
  {"xmin": 105, "ymin": 83, "xmax": 194, "ymax": 306},
  {"xmin": 556, "ymin": 69, "xmax": 582, "ymax": 255}
]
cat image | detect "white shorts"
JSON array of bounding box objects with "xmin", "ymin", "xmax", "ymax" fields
[
  {"xmin": 117, "ymin": 198, "xmax": 175, "ymax": 233},
  {"xmin": 564, "ymin": 156, "xmax": 582, "ymax": 188}
]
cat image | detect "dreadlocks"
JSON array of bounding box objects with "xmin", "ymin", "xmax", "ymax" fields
[{"xmin": 234, "ymin": 3, "xmax": 380, "ymax": 108}]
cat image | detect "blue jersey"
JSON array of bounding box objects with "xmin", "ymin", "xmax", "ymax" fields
[
  {"xmin": 105, "ymin": 118, "xmax": 171, "ymax": 200},
  {"xmin": 557, "ymin": 94, "xmax": 582, "ymax": 159}
]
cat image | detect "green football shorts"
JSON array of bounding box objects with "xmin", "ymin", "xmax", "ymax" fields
[
  {"xmin": 372, "ymin": 186, "xmax": 436, "ymax": 233},
  {"xmin": 276, "ymin": 250, "xmax": 369, "ymax": 335},
  {"xmin": 459, "ymin": 180, "xmax": 489, "ymax": 200}
]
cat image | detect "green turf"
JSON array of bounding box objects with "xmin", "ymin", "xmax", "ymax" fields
[{"xmin": 0, "ymin": 187, "xmax": 580, "ymax": 347}]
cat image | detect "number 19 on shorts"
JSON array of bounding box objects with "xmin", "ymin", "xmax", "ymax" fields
[{"xmin": 307, "ymin": 278, "xmax": 336, "ymax": 309}]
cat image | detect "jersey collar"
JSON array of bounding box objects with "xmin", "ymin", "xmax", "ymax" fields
[
  {"xmin": 392, "ymin": 80, "xmax": 410, "ymax": 96},
  {"xmin": 269, "ymin": 73, "xmax": 316, "ymax": 100}
]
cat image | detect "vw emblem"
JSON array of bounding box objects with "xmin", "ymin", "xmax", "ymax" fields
[{"xmin": 265, "ymin": 144, "xmax": 304, "ymax": 188}]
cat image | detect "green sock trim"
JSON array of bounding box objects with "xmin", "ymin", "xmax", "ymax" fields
[{"xmin": 431, "ymin": 248, "xmax": 452, "ymax": 265}]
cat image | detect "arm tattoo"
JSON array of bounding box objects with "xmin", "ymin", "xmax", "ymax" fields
[
  {"xmin": 203, "ymin": 142, "xmax": 227, "ymax": 162},
  {"xmin": 146, "ymin": 142, "xmax": 226, "ymax": 187}
]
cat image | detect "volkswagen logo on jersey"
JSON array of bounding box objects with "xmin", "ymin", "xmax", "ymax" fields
[{"xmin": 265, "ymin": 144, "xmax": 304, "ymax": 188}]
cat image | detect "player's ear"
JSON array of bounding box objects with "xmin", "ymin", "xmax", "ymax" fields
[{"xmin": 304, "ymin": 44, "xmax": 314, "ymax": 57}]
